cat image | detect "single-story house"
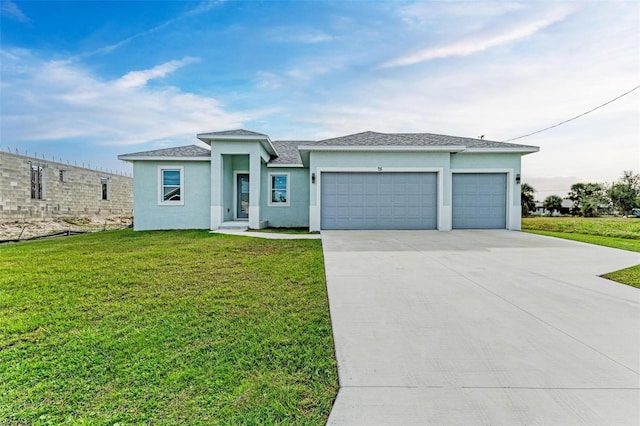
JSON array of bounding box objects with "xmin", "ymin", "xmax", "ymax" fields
[
  {"xmin": 118, "ymin": 129, "xmax": 538, "ymax": 231},
  {"xmin": 533, "ymin": 199, "xmax": 575, "ymax": 216}
]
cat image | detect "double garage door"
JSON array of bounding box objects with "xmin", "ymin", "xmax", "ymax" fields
[
  {"xmin": 320, "ymin": 172, "xmax": 506, "ymax": 230},
  {"xmin": 321, "ymin": 172, "xmax": 437, "ymax": 230}
]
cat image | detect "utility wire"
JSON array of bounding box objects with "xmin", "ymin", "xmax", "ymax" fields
[{"xmin": 503, "ymin": 84, "xmax": 640, "ymax": 142}]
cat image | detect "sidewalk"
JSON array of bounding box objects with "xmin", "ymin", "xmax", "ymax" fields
[{"xmin": 211, "ymin": 229, "xmax": 321, "ymax": 240}]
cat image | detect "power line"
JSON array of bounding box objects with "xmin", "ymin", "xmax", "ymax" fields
[{"xmin": 503, "ymin": 85, "xmax": 640, "ymax": 142}]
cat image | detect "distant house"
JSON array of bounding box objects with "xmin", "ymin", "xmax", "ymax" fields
[
  {"xmin": 533, "ymin": 199, "xmax": 575, "ymax": 216},
  {"xmin": 0, "ymin": 151, "xmax": 132, "ymax": 220},
  {"xmin": 560, "ymin": 199, "xmax": 574, "ymax": 215},
  {"xmin": 119, "ymin": 129, "xmax": 538, "ymax": 231}
]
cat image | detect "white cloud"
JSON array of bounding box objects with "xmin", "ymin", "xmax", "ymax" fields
[
  {"xmin": 256, "ymin": 71, "xmax": 283, "ymax": 90},
  {"xmin": 255, "ymin": 56, "xmax": 348, "ymax": 90},
  {"xmin": 266, "ymin": 26, "xmax": 335, "ymax": 43},
  {"xmin": 297, "ymin": 5, "xmax": 639, "ymax": 183},
  {"xmin": 0, "ymin": 50, "xmax": 264, "ymax": 146},
  {"xmin": 381, "ymin": 5, "xmax": 576, "ymax": 68},
  {"xmin": 79, "ymin": 0, "xmax": 223, "ymax": 58},
  {"xmin": 0, "ymin": 0, "xmax": 29, "ymax": 22},
  {"xmin": 400, "ymin": 1, "xmax": 525, "ymax": 22},
  {"xmin": 115, "ymin": 57, "xmax": 200, "ymax": 89}
]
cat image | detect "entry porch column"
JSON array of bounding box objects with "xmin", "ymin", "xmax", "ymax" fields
[
  {"xmin": 210, "ymin": 151, "xmax": 223, "ymax": 230},
  {"xmin": 248, "ymin": 153, "xmax": 261, "ymax": 229}
]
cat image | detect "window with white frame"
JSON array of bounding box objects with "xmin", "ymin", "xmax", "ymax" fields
[
  {"xmin": 158, "ymin": 167, "xmax": 184, "ymax": 205},
  {"xmin": 269, "ymin": 173, "xmax": 289, "ymax": 206}
]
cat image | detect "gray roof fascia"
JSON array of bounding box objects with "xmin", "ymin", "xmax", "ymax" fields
[
  {"xmin": 118, "ymin": 155, "xmax": 210, "ymax": 162},
  {"xmin": 118, "ymin": 154, "xmax": 211, "ymax": 161},
  {"xmin": 459, "ymin": 147, "xmax": 540, "ymax": 155},
  {"xmin": 197, "ymin": 132, "xmax": 278, "ymax": 157},
  {"xmin": 298, "ymin": 145, "xmax": 467, "ymax": 152},
  {"xmin": 266, "ymin": 163, "xmax": 305, "ymax": 168}
]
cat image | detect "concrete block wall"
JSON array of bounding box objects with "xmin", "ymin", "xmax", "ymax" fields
[{"xmin": 0, "ymin": 151, "xmax": 133, "ymax": 220}]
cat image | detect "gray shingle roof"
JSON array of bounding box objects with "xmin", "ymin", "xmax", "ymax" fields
[
  {"xmin": 198, "ymin": 129, "xmax": 268, "ymax": 137},
  {"xmin": 119, "ymin": 145, "xmax": 211, "ymax": 158},
  {"xmin": 120, "ymin": 130, "xmax": 538, "ymax": 163},
  {"xmin": 269, "ymin": 140, "xmax": 313, "ymax": 166},
  {"xmin": 299, "ymin": 131, "xmax": 537, "ymax": 150}
]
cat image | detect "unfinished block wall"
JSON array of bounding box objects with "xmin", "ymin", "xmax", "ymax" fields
[{"xmin": 0, "ymin": 151, "xmax": 133, "ymax": 220}]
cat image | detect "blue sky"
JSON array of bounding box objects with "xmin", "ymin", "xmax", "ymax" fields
[{"xmin": 1, "ymin": 0, "xmax": 638, "ymax": 199}]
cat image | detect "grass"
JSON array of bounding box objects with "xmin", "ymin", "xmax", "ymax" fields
[
  {"xmin": 522, "ymin": 217, "xmax": 640, "ymax": 288},
  {"xmin": 522, "ymin": 230, "xmax": 640, "ymax": 253},
  {"xmin": 602, "ymin": 265, "xmax": 640, "ymax": 289},
  {"xmin": 521, "ymin": 216, "xmax": 640, "ymax": 240},
  {"xmin": 0, "ymin": 230, "xmax": 338, "ymax": 425}
]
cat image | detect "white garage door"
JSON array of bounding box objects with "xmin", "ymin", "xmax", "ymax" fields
[
  {"xmin": 452, "ymin": 173, "xmax": 506, "ymax": 229},
  {"xmin": 321, "ymin": 172, "xmax": 437, "ymax": 230}
]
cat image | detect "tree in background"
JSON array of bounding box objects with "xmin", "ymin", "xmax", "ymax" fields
[
  {"xmin": 608, "ymin": 170, "xmax": 639, "ymax": 216},
  {"xmin": 543, "ymin": 195, "xmax": 563, "ymax": 216},
  {"xmin": 521, "ymin": 183, "xmax": 536, "ymax": 217},
  {"xmin": 568, "ymin": 182, "xmax": 605, "ymax": 217}
]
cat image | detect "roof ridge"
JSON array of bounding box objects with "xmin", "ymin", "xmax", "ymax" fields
[
  {"xmin": 317, "ymin": 130, "xmax": 381, "ymax": 143},
  {"xmin": 198, "ymin": 129, "xmax": 268, "ymax": 137}
]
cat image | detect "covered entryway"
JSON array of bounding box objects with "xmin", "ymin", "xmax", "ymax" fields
[
  {"xmin": 321, "ymin": 172, "xmax": 437, "ymax": 230},
  {"xmin": 452, "ymin": 173, "xmax": 506, "ymax": 229}
]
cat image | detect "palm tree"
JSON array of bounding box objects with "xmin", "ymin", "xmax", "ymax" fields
[
  {"xmin": 521, "ymin": 183, "xmax": 536, "ymax": 216},
  {"xmin": 543, "ymin": 195, "xmax": 563, "ymax": 216}
]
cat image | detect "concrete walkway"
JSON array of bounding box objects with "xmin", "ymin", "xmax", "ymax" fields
[
  {"xmin": 322, "ymin": 230, "xmax": 640, "ymax": 425},
  {"xmin": 211, "ymin": 229, "xmax": 321, "ymax": 239}
]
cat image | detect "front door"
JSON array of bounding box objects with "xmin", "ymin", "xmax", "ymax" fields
[{"xmin": 236, "ymin": 173, "xmax": 250, "ymax": 219}]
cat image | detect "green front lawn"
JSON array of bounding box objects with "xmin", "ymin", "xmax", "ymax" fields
[
  {"xmin": 522, "ymin": 230, "xmax": 640, "ymax": 253},
  {"xmin": 522, "ymin": 217, "xmax": 640, "ymax": 288},
  {"xmin": 0, "ymin": 230, "xmax": 338, "ymax": 424},
  {"xmin": 522, "ymin": 216, "xmax": 640, "ymax": 240}
]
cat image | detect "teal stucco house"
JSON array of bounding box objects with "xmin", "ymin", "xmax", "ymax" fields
[{"xmin": 118, "ymin": 129, "xmax": 538, "ymax": 232}]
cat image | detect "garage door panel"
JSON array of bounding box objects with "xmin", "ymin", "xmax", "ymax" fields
[
  {"xmin": 321, "ymin": 172, "xmax": 437, "ymax": 230},
  {"xmin": 452, "ymin": 173, "xmax": 506, "ymax": 229}
]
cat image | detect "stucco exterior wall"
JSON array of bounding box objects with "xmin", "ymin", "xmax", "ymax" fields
[
  {"xmin": 123, "ymin": 145, "xmax": 527, "ymax": 232},
  {"xmin": 132, "ymin": 161, "xmax": 210, "ymax": 230},
  {"xmin": 306, "ymin": 150, "xmax": 523, "ymax": 231},
  {"xmin": 0, "ymin": 151, "xmax": 132, "ymax": 221},
  {"xmin": 450, "ymin": 152, "xmax": 522, "ymax": 230},
  {"xmin": 209, "ymin": 141, "xmax": 271, "ymax": 229},
  {"xmin": 261, "ymin": 167, "xmax": 310, "ymax": 227},
  {"xmin": 307, "ymin": 151, "xmax": 451, "ymax": 231}
]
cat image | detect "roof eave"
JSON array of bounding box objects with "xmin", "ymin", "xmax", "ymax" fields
[
  {"xmin": 266, "ymin": 163, "xmax": 305, "ymax": 168},
  {"xmin": 460, "ymin": 147, "xmax": 540, "ymax": 155},
  {"xmin": 197, "ymin": 133, "xmax": 279, "ymax": 157},
  {"xmin": 117, "ymin": 155, "xmax": 211, "ymax": 162},
  {"xmin": 297, "ymin": 145, "xmax": 467, "ymax": 152}
]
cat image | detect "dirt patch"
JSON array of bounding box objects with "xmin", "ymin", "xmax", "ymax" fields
[{"xmin": 0, "ymin": 216, "xmax": 133, "ymax": 241}]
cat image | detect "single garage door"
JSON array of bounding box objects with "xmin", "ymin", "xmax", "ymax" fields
[
  {"xmin": 321, "ymin": 172, "xmax": 437, "ymax": 230},
  {"xmin": 452, "ymin": 173, "xmax": 506, "ymax": 229}
]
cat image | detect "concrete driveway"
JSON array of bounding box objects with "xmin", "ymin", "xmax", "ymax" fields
[{"xmin": 322, "ymin": 230, "xmax": 640, "ymax": 425}]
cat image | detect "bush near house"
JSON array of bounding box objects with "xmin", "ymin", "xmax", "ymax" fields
[{"xmin": 0, "ymin": 230, "xmax": 338, "ymax": 424}]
